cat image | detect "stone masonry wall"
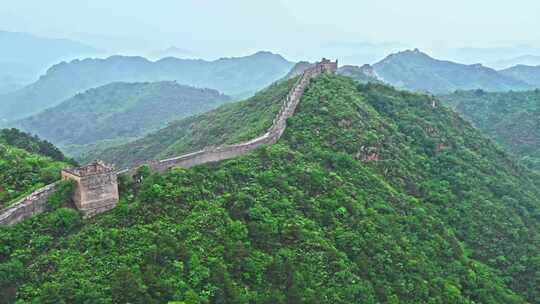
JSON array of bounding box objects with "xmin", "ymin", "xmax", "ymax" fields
[
  {"xmin": 0, "ymin": 183, "xmax": 57, "ymax": 226},
  {"xmin": 125, "ymin": 60, "xmax": 337, "ymax": 176},
  {"xmin": 0, "ymin": 59, "xmax": 336, "ymax": 225}
]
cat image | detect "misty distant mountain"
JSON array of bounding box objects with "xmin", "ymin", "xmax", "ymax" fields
[
  {"xmin": 373, "ymin": 49, "xmax": 532, "ymax": 93},
  {"xmin": 489, "ymin": 55, "xmax": 540, "ymax": 70},
  {"xmin": 10, "ymin": 81, "xmax": 231, "ymax": 157},
  {"xmin": 431, "ymin": 46, "xmax": 540, "ymax": 66},
  {"xmin": 0, "ymin": 51, "xmax": 294, "ymax": 121},
  {"xmin": 0, "ymin": 75, "xmax": 24, "ymax": 95},
  {"xmin": 316, "ymin": 41, "xmax": 410, "ymax": 65},
  {"xmin": 0, "ymin": 31, "xmax": 103, "ymax": 84},
  {"xmin": 148, "ymin": 46, "xmax": 196, "ymax": 60},
  {"xmin": 499, "ymin": 65, "xmax": 540, "ymax": 87}
]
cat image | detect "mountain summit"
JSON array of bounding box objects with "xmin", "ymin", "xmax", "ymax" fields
[
  {"xmin": 0, "ymin": 52, "xmax": 294, "ymax": 121},
  {"xmin": 373, "ymin": 49, "xmax": 532, "ymax": 93}
]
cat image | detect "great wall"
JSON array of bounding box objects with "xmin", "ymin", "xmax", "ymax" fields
[{"xmin": 0, "ymin": 59, "xmax": 338, "ymax": 226}]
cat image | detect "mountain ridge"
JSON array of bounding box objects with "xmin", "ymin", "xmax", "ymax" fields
[
  {"xmin": 499, "ymin": 64, "xmax": 540, "ymax": 87},
  {"xmin": 9, "ymin": 81, "xmax": 232, "ymax": 158},
  {"xmin": 0, "ymin": 51, "xmax": 294, "ymax": 121},
  {"xmin": 439, "ymin": 89, "xmax": 540, "ymax": 170},
  {"xmin": 373, "ymin": 49, "xmax": 534, "ymax": 93}
]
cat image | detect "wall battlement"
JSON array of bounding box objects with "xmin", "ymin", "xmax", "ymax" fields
[
  {"xmin": 1, "ymin": 58, "xmax": 336, "ymax": 225},
  {"xmin": 63, "ymin": 160, "xmax": 114, "ymax": 177}
]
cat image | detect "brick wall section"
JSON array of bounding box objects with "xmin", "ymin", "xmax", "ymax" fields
[
  {"xmin": 0, "ymin": 183, "xmax": 57, "ymax": 226},
  {"xmin": 125, "ymin": 59, "xmax": 337, "ymax": 175}
]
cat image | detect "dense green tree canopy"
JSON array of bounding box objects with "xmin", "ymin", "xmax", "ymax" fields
[
  {"xmin": 0, "ymin": 128, "xmax": 71, "ymax": 163},
  {"xmin": 11, "ymin": 82, "xmax": 231, "ymax": 158},
  {"xmin": 1, "ymin": 75, "xmax": 539, "ymax": 303},
  {"xmin": 439, "ymin": 89, "xmax": 540, "ymax": 171},
  {"xmin": 0, "ymin": 134, "xmax": 68, "ymax": 209}
]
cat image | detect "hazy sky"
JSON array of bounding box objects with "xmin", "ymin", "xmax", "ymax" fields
[{"xmin": 1, "ymin": 0, "xmax": 539, "ymax": 61}]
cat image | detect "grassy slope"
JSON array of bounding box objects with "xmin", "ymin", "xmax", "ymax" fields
[
  {"xmin": 12, "ymin": 81, "xmax": 231, "ymax": 158},
  {"xmin": 92, "ymin": 77, "xmax": 298, "ymax": 168},
  {"xmin": 439, "ymin": 89, "xmax": 540, "ymax": 171},
  {"xmin": 1, "ymin": 75, "xmax": 539, "ymax": 303},
  {"xmin": 0, "ymin": 143, "xmax": 67, "ymax": 209}
]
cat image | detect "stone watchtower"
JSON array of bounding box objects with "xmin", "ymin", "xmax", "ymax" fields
[
  {"xmin": 61, "ymin": 160, "xmax": 119, "ymax": 218},
  {"xmin": 319, "ymin": 58, "xmax": 338, "ymax": 73}
]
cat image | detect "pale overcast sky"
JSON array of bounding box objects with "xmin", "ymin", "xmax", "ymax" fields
[{"xmin": 1, "ymin": 0, "xmax": 539, "ymax": 61}]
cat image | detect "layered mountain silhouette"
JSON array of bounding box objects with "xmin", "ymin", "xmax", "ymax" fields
[
  {"xmin": 0, "ymin": 31, "xmax": 102, "ymax": 85},
  {"xmin": 499, "ymin": 65, "xmax": 540, "ymax": 87},
  {"xmin": 0, "ymin": 51, "xmax": 294, "ymax": 121},
  {"xmin": 489, "ymin": 55, "xmax": 540, "ymax": 69},
  {"xmin": 11, "ymin": 82, "xmax": 231, "ymax": 158},
  {"xmin": 372, "ymin": 49, "xmax": 534, "ymax": 93}
]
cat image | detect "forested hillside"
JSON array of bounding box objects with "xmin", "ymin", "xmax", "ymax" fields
[
  {"xmin": 373, "ymin": 49, "xmax": 532, "ymax": 93},
  {"xmin": 439, "ymin": 89, "xmax": 540, "ymax": 170},
  {"xmin": 91, "ymin": 77, "xmax": 298, "ymax": 167},
  {"xmin": 12, "ymin": 82, "xmax": 231, "ymax": 158},
  {"xmin": 2, "ymin": 74, "xmax": 539, "ymax": 303},
  {"xmin": 0, "ymin": 51, "xmax": 293, "ymax": 121},
  {"xmin": 0, "ymin": 128, "xmax": 71, "ymax": 163},
  {"xmin": 0, "ymin": 130, "xmax": 68, "ymax": 209}
]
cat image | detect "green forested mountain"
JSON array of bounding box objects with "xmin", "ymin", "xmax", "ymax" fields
[
  {"xmin": 2, "ymin": 74, "xmax": 539, "ymax": 303},
  {"xmin": 91, "ymin": 77, "xmax": 298, "ymax": 167},
  {"xmin": 0, "ymin": 130, "xmax": 68, "ymax": 209},
  {"xmin": 373, "ymin": 49, "xmax": 533, "ymax": 93},
  {"xmin": 11, "ymin": 82, "xmax": 231, "ymax": 158},
  {"xmin": 0, "ymin": 128, "xmax": 71, "ymax": 163},
  {"xmin": 0, "ymin": 51, "xmax": 294, "ymax": 121},
  {"xmin": 499, "ymin": 65, "xmax": 540, "ymax": 87},
  {"xmin": 439, "ymin": 89, "xmax": 540, "ymax": 170}
]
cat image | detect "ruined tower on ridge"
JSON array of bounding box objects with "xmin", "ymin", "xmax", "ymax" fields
[{"xmin": 61, "ymin": 160, "xmax": 119, "ymax": 218}]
